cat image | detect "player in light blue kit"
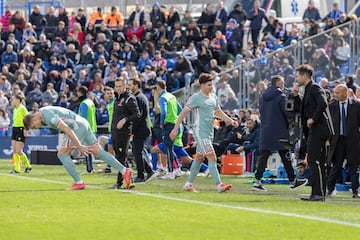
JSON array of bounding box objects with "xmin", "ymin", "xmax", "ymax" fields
[
  {"xmin": 170, "ymin": 73, "xmax": 238, "ymax": 192},
  {"xmin": 23, "ymin": 106, "xmax": 133, "ymax": 190}
]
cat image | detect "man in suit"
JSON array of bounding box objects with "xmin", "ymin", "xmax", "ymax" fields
[
  {"xmin": 296, "ymin": 64, "xmax": 334, "ymax": 201},
  {"xmin": 327, "ymin": 84, "xmax": 360, "ymax": 198}
]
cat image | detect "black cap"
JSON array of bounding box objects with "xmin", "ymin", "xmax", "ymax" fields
[{"xmin": 97, "ymin": 7, "xmax": 102, "ymax": 12}]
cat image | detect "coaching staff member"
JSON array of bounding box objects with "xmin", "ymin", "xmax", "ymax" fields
[
  {"xmin": 327, "ymin": 84, "xmax": 360, "ymax": 198},
  {"xmin": 296, "ymin": 64, "xmax": 334, "ymax": 201},
  {"xmin": 111, "ymin": 77, "xmax": 140, "ymax": 189}
]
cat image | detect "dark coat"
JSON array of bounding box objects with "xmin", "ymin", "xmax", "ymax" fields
[
  {"xmin": 328, "ymin": 98, "xmax": 360, "ymax": 166},
  {"xmin": 300, "ymin": 81, "xmax": 333, "ymax": 139},
  {"xmin": 259, "ymin": 85, "xmax": 290, "ymax": 151},
  {"xmin": 132, "ymin": 91, "xmax": 151, "ymax": 137}
]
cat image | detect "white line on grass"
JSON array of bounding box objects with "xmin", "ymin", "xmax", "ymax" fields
[{"xmin": 1, "ymin": 173, "xmax": 359, "ymax": 228}]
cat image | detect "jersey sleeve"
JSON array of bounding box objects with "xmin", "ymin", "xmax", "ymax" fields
[{"xmin": 185, "ymin": 94, "xmax": 198, "ymax": 111}]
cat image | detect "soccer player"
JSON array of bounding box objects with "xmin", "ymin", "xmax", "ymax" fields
[
  {"xmin": 151, "ymin": 124, "xmax": 209, "ymax": 175},
  {"xmin": 170, "ymin": 73, "xmax": 238, "ymax": 192},
  {"xmin": 10, "ymin": 93, "xmax": 32, "ymax": 173},
  {"xmin": 23, "ymin": 106, "xmax": 133, "ymax": 190}
]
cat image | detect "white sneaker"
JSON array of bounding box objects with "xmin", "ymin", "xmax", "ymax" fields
[
  {"xmin": 174, "ymin": 169, "xmax": 183, "ymax": 178},
  {"xmin": 159, "ymin": 172, "xmax": 175, "ymax": 180},
  {"xmin": 183, "ymin": 183, "xmax": 197, "ymax": 192}
]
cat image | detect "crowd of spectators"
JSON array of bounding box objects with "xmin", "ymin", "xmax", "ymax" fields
[{"xmin": 0, "ymin": 0, "xmax": 358, "ymax": 141}]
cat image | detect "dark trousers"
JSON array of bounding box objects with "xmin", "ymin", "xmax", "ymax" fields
[
  {"xmin": 307, "ymin": 135, "xmax": 327, "ymax": 197},
  {"xmin": 162, "ymin": 123, "xmax": 177, "ymax": 172},
  {"xmin": 132, "ymin": 135, "xmax": 152, "ymax": 179},
  {"xmin": 112, "ymin": 129, "xmax": 131, "ymax": 184},
  {"xmin": 327, "ymin": 136, "xmax": 360, "ymax": 194},
  {"xmin": 255, "ymin": 150, "xmax": 296, "ymax": 182},
  {"xmin": 251, "ymin": 28, "xmax": 260, "ymax": 47}
]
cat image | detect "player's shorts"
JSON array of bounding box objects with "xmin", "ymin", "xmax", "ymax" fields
[
  {"xmin": 60, "ymin": 117, "xmax": 98, "ymax": 148},
  {"xmin": 194, "ymin": 136, "xmax": 214, "ymax": 155},
  {"xmin": 12, "ymin": 127, "xmax": 25, "ymax": 142},
  {"xmin": 158, "ymin": 142, "xmax": 189, "ymax": 158}
]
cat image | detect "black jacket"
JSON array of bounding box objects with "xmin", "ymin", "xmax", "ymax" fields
[
  {"xmin": 328, "ymin": 98, "xmax": 360, "ymax": 166},
  {"xmin": 132, "ymin": 91, "xmax": 151, "ymax": 137},
  {"xmin": 112, "ymin": 91, "xmax": 140, "ymax": 133},
  {"xmin": 300, "ymin": 80, "xmax": 333, "ymax": 139}
]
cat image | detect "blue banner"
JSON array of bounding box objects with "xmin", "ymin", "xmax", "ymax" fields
[{"xmin": 0, "ymin": 136, "xmax": 58, "ymax": 159}]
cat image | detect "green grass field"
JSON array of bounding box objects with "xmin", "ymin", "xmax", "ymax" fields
[{"xmin": 1, "ymin": 160, "xmax": 359, "ymax": 240}]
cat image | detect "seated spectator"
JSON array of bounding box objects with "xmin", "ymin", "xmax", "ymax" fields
[
  {"xmin": 5, "ymin": 24, "xmax": 21, "ymax": 43},
  {"xmin": 225, "ymin": 18, "xmax": 243, "ymax": 56},
  {"xmin": 89, "ymin": 7, "xmax": 104, "ymax": 28},
  {"xmin": 171, "ymin": 54, "xmax": 194, "ymax": 89},
  {"xmin": 168, "ymin": 30, "xmax": 186, "ymax": 52},
  {"xmin": 0, "ymin": 75, "xmax": 11, "ymax": 98},
  {"xmin": 92, "ymin": 55, "xmax": 108, "ymax": 78},
  {"xmin": 120, "ymin": 43, "xmax": 138, "ymax": 64},
  {"xmin": 152, "ymin": 50, "xmax": 167, "ymax": 72},
  {"xmin": 51, "ymin": 37, "xmax": 66, "ymax": 58},
  {"xmin": 127, "ymin": 4, "xmax": 145, "ymax": 27},
  {"xmin": 1, "ymin": 44, "xmax": 17, "ymax": 67},
  {"xmin": 33, "ymin": 34, "xmax": 51, "ymax": 61},
  {"xmin": 231, "ymin": 116, "xmax": 260, "ymax": 157},
  {"xmin": 0, "ymin": 108, "xmax": 10, "ymax": 136},
  {"xmin": 57, "ymin": 93, "xmax": 70, "ymax": 108},
  {"xmin": 197, "ymin": 43, "xmax": 212, "ymax": 73},
  {"xmin": 167, "ymin": 6, "xmax": 180, "ymax": 28},
  {"xmin": 223, "ymin": 90, "xmax": 240, "ymax": 112},
  {"xmin": 0, "ymin": 90, "xmax": 9, "ymax": 110},
  {"xmin": 94, "ymin": 32, "xmax": 112, "ymax": 53},
  {"xmin": 26, "ymin": 84, "xmax": 42, "ymax": 109},
  {"xmin": 54, "ymin": 21, "xmax": 68, "ymax": 41},
  {"xmin": 312, "ymin": 48, "xmax": 329, "ymax": 81},
  {"xmin": 332, "ymin": 37, "xmax": 350, "ymax": 67},
  {"xmin": 75, "ymin": 69, "xmax": 90, "ymax": 88},
  {"xmin": 97, "ymin": 23, "xmax": 113, "ymax": 40},
  {"xmin": 74, "ymin": 44, "xmax": 94, "ymax": 77},
  {"xmin": 137, "ymin": 51, "xmax": 152, "ymax": 72},
  {"xmin": 66, "ymin": 33, "xmax": 80, "ymax": 50},
  {"xmin": 156, "ymin": 35, "xmax": 170, "ymax": 54},
  {"xmin": 22, "ymin": 22, "xmax": 37, "ymax": 45},
  {"xmin": 185, "ymin": 21, "xmax": 201, "ymax": 46},
  {"xmin": 68, "ymin": 22, "xmax": 84, "ymax": 46},
  {"xmin": 126, "ymin": 20, "xmax": 144, "ymax": 42},
  {"xmin": 47, "ymin": 56, "xmax": 61, "ymax": 75},
  {"xmin": 55, "ymin": 69, "xmax": 74, "ymax": 94},
  {"xmin": 181, "ymin": 10, "xmax": 194, "ymax": 27},
  {"xmin": 15, "ymin": 73, "xmax": 28, "ymax": 92},
  {"xmin": 94, "ymin": 44, "xmax": 109, "ymax": 63},
  {"xmin": 42, "ymin": 82, "xmax": 58, "ymax": 106},
  {"xmin": 336, "ymin": 12, "xmax": 350, "ymax": 26},
  {"xmin": 92, "ymin": 82, "xmax": 104, "ymax": 100},
  {"xmin": 149, "ymin": 2, "xmax": 165, "ymax": 27},
  {"xmin": 302, "ymin": 0, "xmax": 321, "ymax": 22},
  {"xmin": 25, "ymin": 72, "xmax": 42, "ymax": 96}
]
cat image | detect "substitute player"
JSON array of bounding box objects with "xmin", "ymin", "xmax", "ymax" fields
[
  {"xmin": 23, "ymin": 106, "xmax": 132, "ymax": 190},
  {"xmin": 170, "ymin": 73, "xmax": 238, "ymax": 192}
]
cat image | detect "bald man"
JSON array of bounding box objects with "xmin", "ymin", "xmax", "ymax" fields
[{"xmin": 327, "ymin": 84, "xmax": 360, "ymax": 198}]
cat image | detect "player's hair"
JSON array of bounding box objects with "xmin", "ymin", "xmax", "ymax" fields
[
  {"xmin": 129, "ymin": 78, "xmax": 141, "ymax": 88},
  {"xmin": 198, "ymin": 73, "xmax": 214, "ymax": 84},
  {"xmin": 296, "ymin": 64, "xmax": 314, "ymax": 78},
  {"xmin": 23, "ymin": 114, "xmax": 35, "ymax": 130},
  {"xmin": 77, "ymin": 86, "xmax": 88, "ymax": 96}
]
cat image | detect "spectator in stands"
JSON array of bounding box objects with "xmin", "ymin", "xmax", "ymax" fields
[
  {"xmin": 137, "ymin": 51, "xmax": 152, "ymax": 72},
  {"xmin": 223, "ymin": 90, "xmax": 240, "ymax": 111},
  {"xmin": 183, "ymin": 42, "xmax": 198, "ymax": 63},
  {"xmin": 345, "ymin": 75, "xmax": 358, "ymax": 93},
  {"xmin": 22, "ymin": 23, "xmax": 37, "ymax": 45},
  {"xmin": 1, "ymin": 44, "xmax": 17, "ymax": 67},
  {"xmin": 248, "ymin": 0, "xmax": 269, "ymax": 48},
  {"xmin": 225, "ymin": 18, "xmax": 243, "ymax": 56},
  {"xmin": 312, "ymin": 48, "xmax": 330, "ymax": 81},
  {"xmin": 324, "ymin": 18, "xmax": 336, "ymax": 31},
  {"xmin": 57, "ymin": 93, "xmax": 70, "ymax": 109},
  {"xmin": 126, "ymin": 20, "xmax": 144, "ymax": 42},
  {"xmin": 336, "ymin": 12, "xmax": 350, "ymax": 26},
  {"xmin": 44, "ymin": 6, "xmax": 59, "ymax": 40},
  {"xmin": 323, "ymin": 2, "xmax": 343, "ymax": 22},
  {"xmin": 197, "ymin": 43, "xmax": 212, "ymax": 73},
  {"xmin": 6, "ymin": 31, "xmax": 21, "ymax": 52},
  {"xmin": 209, "ymin": 30, "xmax": 227, "ymax": 65},
  {"xmin": 332, "ymin": 37, "xmax": 350, "ymax": 69},
  {"xmin": 33, "ymin": 34, "xmax": 50, "ymax": 61},
  {"xmin": 1, "ymin": 5, "xmax": 12, "ymax": 32},
  {"xmin": 2, "ymin": 65, "xmax": 14, "ymax": 84},
  {"xmin": 42, "ymin": 82, "xmax": 58, "ymax": 106},
  {"xmin": 58, "ymin": 7, "xmax": 68, "ymax": 29},
  {"xmin": 54, "ymin": 21, "xmax": 68, "ymax": 41},
  {"xmin": 96, "ymin": 100, "xmax": 109, "ymax": 125},
  {"xmin": 168, "ymin": 30, "xmax": 186, "ymax": 52},
  {"xmin": 74, "ymin": 44, "xmax": 94, "ymax": 77},
  {"xmin": 171, "ymin": 54, "xmax": 194, "ymax": 88},
  {"xmin": 181, "ymin": 10, "xmax": 194, "ymax": 27},
  {"xmin": 308, "ymin": 19, "xmax": 320, "ymax": 37},
  {"xmin": 0, "ymin": 74, "xmax": 11, "ymax": 98},
  {"xmin": 281, "ymin": 58, "xmax": 295, "ymax": 87},
  {"xmin": 302, "ymin": 0, "xmax": 321, "ymax": 22},
  {"xmin": 166, "ymin": 6, "xmax": 180, "ymax": 28},
  {"xmin": 185, "ymin": 21, "xmax": 201, "ymax": 46},
  {"xmin": 65, "ymin": 33, "xmax": 79, "ymax": 50},
  {"xmin": 120, "ymin": 42, "xmax": 138, "ymax": 64},
  {"xmin": 0, "ymin": 89, "xmax": 9, "ymax": 110},
  {"xmin": 89, "ymin": 7, "xmax": 104, "ymax": 29},
  {"xmin": 150, "ymin": 2, "xmax": 165, "ymax": 27},
  {"xmin": 10, "ymin": 11, "xmax": 25, "ymax": 35},
  {"xmin": 69, "ymin": 22, "xmax": 84, "ymax": 47},
  {"xmin": 152, "ymin": 50, "xmax": 167, "ymax": 72},
  {"xmin": 51, "ymin": 37, "xmax": 66, "ymax": 58},
  {"xmin": 104, "ymin": 6, "xmax": 124, "ymax": 31},
  {"xmin": 94, "ymin": 44, "xmax": 109, "ymax": 63},
  {"xmin": 29, "ymin": 5, "xmax": 45, "ymax": 37},
  {"xmin": 25, "ymin": 72, "xmax": 42, "ymax": 96},
  {"xmin": 0, "ymin": 107, "xmax": 9, "ymax": 135},
  {"xmin": 74, "ymin": 8, "xmax": 86, "ymax": 30},
  {"xmin": 127, "ymin": 3, "xmax": 145, "ymax": 27},
  {"xmin": 26, "ymin": 84, "xmax": 42, "ymax": 109},
  {"xmin": 197, "ymin": 3, "xmax": 215, "ymax": 29}
]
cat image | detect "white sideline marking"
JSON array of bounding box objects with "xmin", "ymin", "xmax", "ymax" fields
[{"xmin": 1, "ymin": 173, "xmax": 359, "ymax": 228}]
